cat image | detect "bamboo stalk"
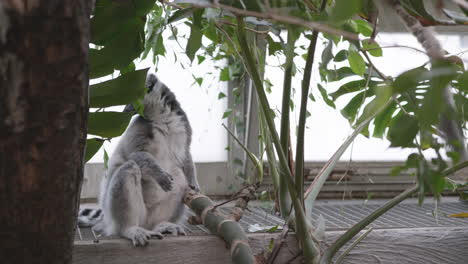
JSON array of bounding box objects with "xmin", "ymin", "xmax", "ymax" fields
[
  {"xmin": 183, "ymin": 189, "xmax": 256, "ymax": 264},
  {"xmin": 278, "ymin": 30, "xmax": 295, "ymax": 218},
  {"xmin": 294, "ymin": 6, "xmax": 323, "ymax": 207},
  {"xmin": 236, "ymin": 16, "xmax": 320, "ymax": 263}
]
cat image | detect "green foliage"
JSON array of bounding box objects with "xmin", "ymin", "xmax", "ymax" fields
[
  {"xmin": 85, "ymin": 0, "xmax": 154, "ymax": 162},
  {"xmin": 90, "ymin": 68, "xmax": 149, "ymax": 108},
  {"xmin": 88, "ymin": 112, "xmax": 134, "ymax": 138},
  {"xmin": 330, "ymin": 0, "xmax": 362, "ymax": 24},
  {"xmin": 85, "ymin": 138, "xmax": 104, "ymax": 162},
  {"xmin": 86, "ymin": 0, "xmax": 468, "ymax": 262}
]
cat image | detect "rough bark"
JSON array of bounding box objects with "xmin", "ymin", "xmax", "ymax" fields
[{"xmin": 0, "ymin": 1, "xmax": 91, "ymax": 264}]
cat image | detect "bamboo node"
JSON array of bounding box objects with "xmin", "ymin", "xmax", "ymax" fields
[
  {"xmin": 201, "ymin": 205, "xmax": 215, "ymax": 225},
  {"xmin": 216, "ymin": 219, "xmax": 236, "ymax": 234},
  {"xmin": 230, "ymin": 239, "xmax": 250, "ymax": 256}
]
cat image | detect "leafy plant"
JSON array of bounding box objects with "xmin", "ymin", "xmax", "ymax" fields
[{"xmin": 87, "ymin": 0, "xmax": 468, "ymax": 263}]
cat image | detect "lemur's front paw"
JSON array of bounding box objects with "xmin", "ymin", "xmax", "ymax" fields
[
  {"xmin": 123, "ymin": 226, "xmax": 163, "ymax": 247},
  {"xmin": 153, "ymin": 222, "xmax": 186, "ymax": 236},
  {"xmin": 157, "ymin": 172, "xmax": 174, "ymax": 192}
]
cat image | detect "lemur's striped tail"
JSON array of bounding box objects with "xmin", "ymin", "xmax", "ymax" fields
[{"xmin": 78, "ymin": 208, "xmax": 103, "ymax": 227}]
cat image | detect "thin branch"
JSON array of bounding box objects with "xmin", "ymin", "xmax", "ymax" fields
[
  {"xmin": 218, "ymin": 19, "xmax": 270, "ymax": 34},
  {"xmin": 334, "ymin": 228, "xmax": 374, "ymax": 264},
  {"xmin": 214, "ymin": 23, "xmax": 244, "ymax": 61},
  {"xmin": 369, "ymin": 44, "xmax": 427, "ymax": 55},
  {"xmin": 443, "ymin": 160, "xmax": 468, "ymax": 176},
  {"xmin": 266, "ymin": 224, "xmax": 290, "ymax": 264},
  {"xmin": 360, "ymin": 50, "xmax": 388, "ymax": 80}
]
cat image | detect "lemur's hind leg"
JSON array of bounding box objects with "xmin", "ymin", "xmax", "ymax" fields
[{"xmin": 106, "ymin": 160, "xmax": 163, "ymax": 246}]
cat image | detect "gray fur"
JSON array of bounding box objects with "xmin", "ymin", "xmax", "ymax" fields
[{"xmin": 91, "ymin": 74, "xmax": 198, "ymax": 246}]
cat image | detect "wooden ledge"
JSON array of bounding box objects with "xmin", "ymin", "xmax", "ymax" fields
[{"xmin": 73, "ymin": 227, "xmax": 468, "ymax": 264}]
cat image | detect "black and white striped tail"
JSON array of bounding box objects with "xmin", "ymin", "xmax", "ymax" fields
[{"xmin": 78, "ymin": 208, "xmax": 103, "ymax": 227}]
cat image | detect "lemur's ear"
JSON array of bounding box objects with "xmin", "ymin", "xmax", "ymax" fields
[{"xmin": 146, "ymin": 74, "xmax": 158, "ymax": 93}]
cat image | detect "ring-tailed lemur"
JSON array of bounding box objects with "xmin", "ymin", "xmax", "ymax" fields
[{"xmin": 78, "ymin": 74, "xmax": 199, "ymax": 246}]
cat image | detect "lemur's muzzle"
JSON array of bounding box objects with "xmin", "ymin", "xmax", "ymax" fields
[{"xmin": 123, "ymin": 104, "xmax": 136, "ymax": 113}]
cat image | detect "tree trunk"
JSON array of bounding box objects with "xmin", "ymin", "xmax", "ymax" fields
[{"xmin": 0, "ymin": 1, "xmax": 91, "ymax": 263}]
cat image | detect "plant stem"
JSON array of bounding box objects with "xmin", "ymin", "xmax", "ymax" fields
[
  {"xmin": 320, "ymin": 185, "xmax": 418, "ymax": 264},
  {"xmin": 279, "ymin": 29, "xmax": 295, "ymax": 218},
  {"xmin": 294, "ymin": 11, "xmax": 322, "ymax": 208},
  {"xmin": 443, "ymin": 160, "xmax": 468, "ymax": 176},
  {"xmin": 334, "ymin": 228, "xmax": 373, "ymax": 264},
  {"xmin": 236, "ymin": 16, "xmax": 320, "ymax": 263}
]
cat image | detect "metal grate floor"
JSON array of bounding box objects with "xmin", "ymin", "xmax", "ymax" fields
[{"xmin": 76, "ymin": 198, "xmax": 468, "ymax": 241}]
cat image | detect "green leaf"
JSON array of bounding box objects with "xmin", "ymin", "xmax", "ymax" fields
[
  {"xmin": 103, "ymin": 148, "xmax": 109, "ymax": 169},
  {"xmin": 400, "ymin": 0, "xmax": 439, "ymax": 24},
  {"xmin": 355, "ymin": 84, "xmax": 393, "ymax": 126},
  {"xmin": 457, "ymin": 71, "xmax": 468, "ymax": 91},
  {"xmin": 90, "ymin": 68, "xmax": 149, "ymax": 108},
  {"xmin": 309, "ymin": 92, "xmax": 316, "ymax": 102},
  {"xmin": 90, "ymin": 17, "xmax": 144, "ymax": 74},
  {"xmin": 266, "ymin": 35, "xmax": 282, "ymax": 56},
  {"xmin": 218, "ymin": 92, "xmax": 227, "ymax": 99},
  {"xmin": 265, "ymin": 79, "xmax": 273, "ymax": 93},
  {"xmin": 222, "ymin": 109, "xmax": 232, "ymax": 119},
  {"xmin": 419, "ymin": 61, "xmax": 457, "ymax": 128},
  {"xmin": 321, "ymin": 41, "xmax": 333, "ymax": 68},
  {"xmin": 120, "ymin": 62, "xmax": 135, "ymax": 75},
  {"xmin": 362, "ymin": 39, "xmax": 382, "ymax": 57},
  {"xmin": 167, "ymin": 8, "xmax": 195, "ymax": 24},
  {"xmin": 373, "ymin": 102, "xmax": 397, "ymax": 138},
  {"xmin": 348, "ymin": 48, "xmax": 366, "ymax": 76},
  {"xmin": 330, "ymin": 0, "xmax": 362, "ymax": 24},
  {"xmin": 220, "ymin": 67, "xmax": 230, "ymax": 81},
  {"xmin": 85, "ymin": 138, "xmax": 104, "ymax": 163},
  {"xmin": 197, "ymin": 55, "xmax": 206, "ymax": 64},
  {"xmin": 330, "ymin": 79, "xmax": 377, "ymax": 100},
  {"xmin": 341, "ymin": 92, "xmax": 367, "ymax": 123},
  {"xmin": 355, "ymin": 19, "xmax": 373, "ymax": 37},
  {"xmin": 326, "ymin": 67, "xmax": 355, "ymax": 82},
  {"xmin": 186, "ymin": 9, "xmax": 204, "ymax": 62},
  {"xmin": 153, "ymin": 33, "xmax": 166, "ymax": 56},
  {"xmin": 454, "ymin": 93, "xmax": 468, "ymax": 121},
  {"xmin": 387, "ymin": 113, "xmax": 419, "ymax": 147},
  {"xmin": 88, "ymin": 112, "xmax": 134, "ymax": 138},
  {"xmin": 318, "ymin": 84, "xmax": 336, "ymax": 108},
  {"xmin": 192, "ymin": 75, "xmax": 203, "ymax": 86},
  {"xmin": 393, "ymin": 67, "xmax": 427, "ymax": 94},
  {"xmin": 186, "ymin": 28, "xmax": 202, "ymax": 62},
  {"xmin": 334, "ymin": 50, "xmax": 348, "ymax": 62}
]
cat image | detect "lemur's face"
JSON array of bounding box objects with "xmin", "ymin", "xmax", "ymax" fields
[{"xmin": 124, "ymin": 75, "xmax": 179, "ymax": 120}]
